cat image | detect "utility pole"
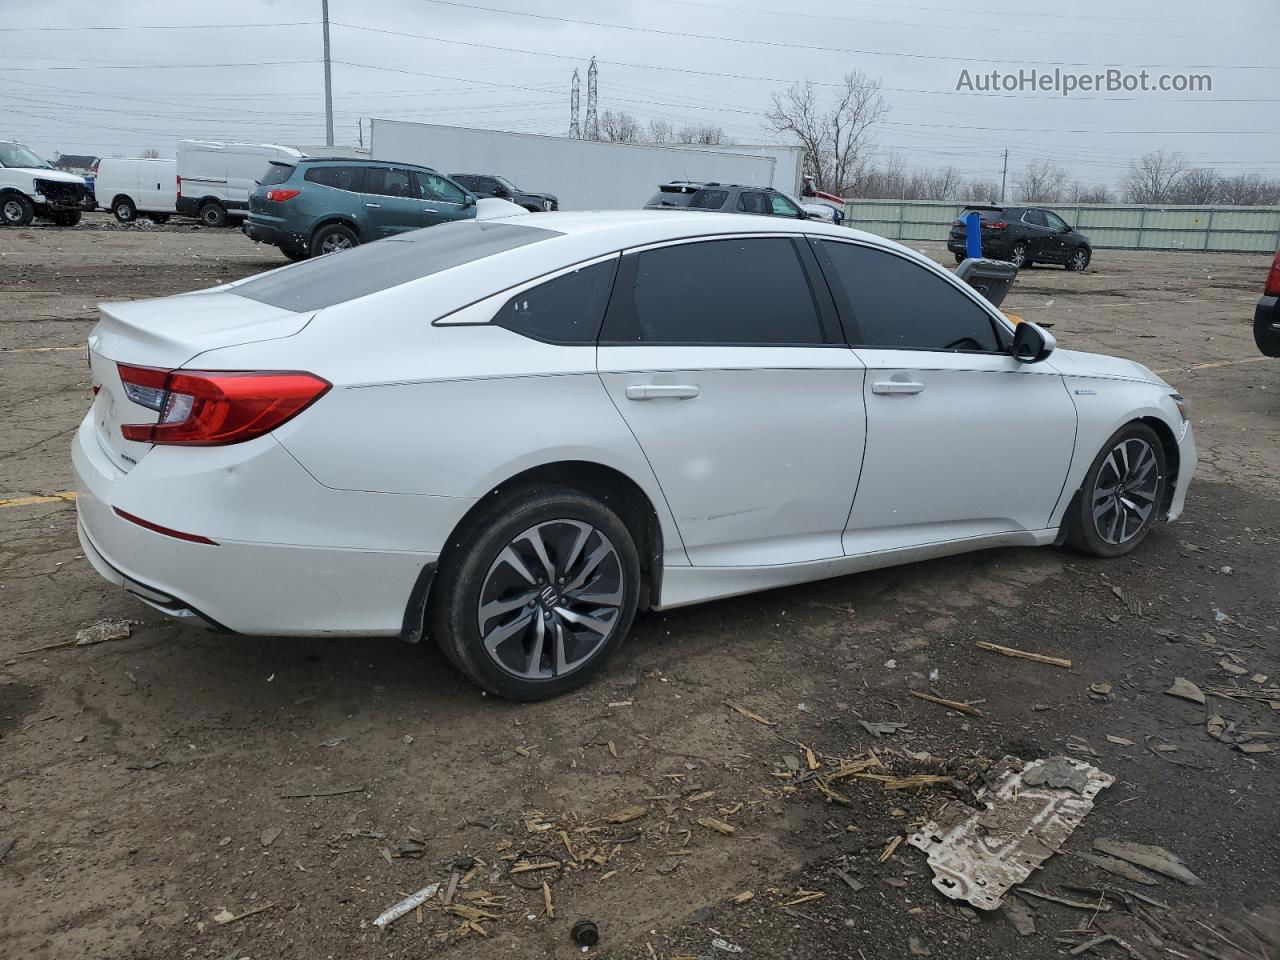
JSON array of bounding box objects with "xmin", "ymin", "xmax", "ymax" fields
[
  {"xmin": 569, "ymin": 69, "xmax": 581, "ymax": 139},
  {"xmin": 1000, "ymin": 148, "xmax": 1008, "ymax": 203},
  {"xmin": 585, "ymin": 57, "xmax": 598, "ymax": 141},
  {"xmin": 357, "ymin": 119, "xmax": 363, "ymax": 150},
  {"xmin": 322, "ymin": 0, "xmax": 334, "ymax": 147}
]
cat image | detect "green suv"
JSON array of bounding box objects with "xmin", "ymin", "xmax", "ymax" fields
[{"xmin": 244, "ymin": 158, "xmax": 477, "ymax": 260}]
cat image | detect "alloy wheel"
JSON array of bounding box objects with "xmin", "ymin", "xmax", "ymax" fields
[
  {"xmin": 1092, "ymin": 437, "xmax": 1160, "ymax": 544},
  {"xmin": 320, "ymin": 234, "xmax": 353, "ymax": 254},
  {"xmin": 1071, "ymin": 249, "xmax": 1089, "ymax": 270},
  {"xmin": 475, "ymin": 519, "xmax": 624, "ymax": 680},
  {"xmin": 1010, "ymin": 244, "xmax": 1028, "ymax": 268}
]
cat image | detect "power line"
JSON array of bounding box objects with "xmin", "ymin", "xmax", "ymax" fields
[
  {"xmin": 0, "ymin": 21, "xmax": 318, "ymax": 32},
  {"xmin": 0, "ymin": 59, "xmax": 319, "ymax": 72}
]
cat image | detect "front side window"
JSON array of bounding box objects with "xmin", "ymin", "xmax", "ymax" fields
[
  {"xmin": 493, "ymin": 259, "xmax": 618, "ymax": 344},
  {"xmin": 420, "ymin": 173, "xmax": 467, "ymax": 203},
  {"xmin": 0, "ymin": 142, "xmax": 49, "ymax": 169},
  {"xmin": 365, "ymin": 167, "xmax": 413, "ymax": 198},
  {"xmin": 1044, "ymin": 211, "xmax": 1069, "ymax": 231},
  {"xmin": 621, "ymin": 238, "xmax": 823, "ymax": 345},
  {"xmin": 768, "ymin": 193, "xmax": 802, "ymax": 217},
  {"xmin": 736, "ymin": 191, "xmax": 768, "ymax": 214},
  {"xmin": 1022, "ymin": 209, "xmax": 1047, "ymax": 227},
  {"xmin": 303, "ymin": 165, "xmax": 363, "ymax": 191},
  {"xmin": 814, "ymin": 240, "xmax": 1001, "ymax": 353}
]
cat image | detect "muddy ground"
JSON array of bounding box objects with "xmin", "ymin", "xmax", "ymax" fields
[{"xmin": 1, "ymin": 214, "xmax": 1277, "ymax": 960}]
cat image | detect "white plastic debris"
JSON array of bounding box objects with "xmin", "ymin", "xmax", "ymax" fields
[
  {"xmin": 372, "ymin": 882, "xmax": 440, "ymax": 927},
  {"xmin": 712, "ymin": 938, "xmax": 744, "ymax": 954}
]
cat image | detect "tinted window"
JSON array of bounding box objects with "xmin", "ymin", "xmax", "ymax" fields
[
  {"xmin": 304, "ymin": 165, "xmax": 364, "ymax": 191},
  {"xmin": 736, "ymin": 191, "xmax": 768, "ymax": 214},
  {"xmin": 689, "ymin": 189, "xmax": 728, "ymax": 209},
  {"xmin": 365, "ymin": 167, "xmax": 414, "ymax": 198},
  {"xmin": 450, "ymin": 175, "xmax": 477, "ymax": 189},
  {"xmin": 768, "ymin": 193, "xmax": 801, "ymax": 217},
  {"xmin": 259, "ymin": 162, "xmax": 294, "ymax": 186},
  {"xmin": 814, "ymin": 241, "xmax": 999, "ymax": 352},
  {"xmin": 626, "ymin": 238, "xmax": 822, "ymax": 345},
  {"xmin": 1023, "ymin": 209, "xmax": 1047, "ymax": 227},
  {"xmin": 959, "ymin": 206, "xmax": 1004, "ymax": 221},
  {"xmin": 494, "ymin": 259, "xmax": 617, "ymax": 344},
  {"xmin": 231, "ymin": 222, "xmax": 561, "ymax": 312},
  {"xmin": 419, "ymin": 172, "xmax": 466, "ymax": 203},
  {"xmin": 1044, "ymin": 211, "xmax": 1069, "ymax": 231}
]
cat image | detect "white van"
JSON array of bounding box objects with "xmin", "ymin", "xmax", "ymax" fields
[
  {"xmin": 93, "ymin": 157, "xmax": 177, "ymax": 223},
  {"xmin": 176, "ymin": 140, "xmax": 303, "ymax": 227}
]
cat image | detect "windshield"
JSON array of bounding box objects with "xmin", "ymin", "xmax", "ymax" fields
[
  {"xmin": 494, "ymin": 175, "xmax": 520, "ymax": 192},
  {"xmin": 0, "ymin": 142, "xmax": 51, "ymax": 169}
]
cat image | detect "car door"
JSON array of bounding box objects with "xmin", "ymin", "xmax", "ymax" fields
[
  {"xmin": 597, "ymin": 235, "xmax": 867, "ymax": 566},
  {"xmin": 361, "ymin": 166, "xmax": 423, "ymax": 238},
  {"xmin": 416, "ymin": 171, "xmax": 473, "ymax": 226},
  {"xmin": 808, "ymin": 238, "xmax": 1077, "ymax": 555},
  {"xmin": 1043, "ymin": 210, "xmax": 1072, "ymax": 262},
  {"xmin": 1020, "ymin": 209, "xmax": 1056, "ymax": 262}
]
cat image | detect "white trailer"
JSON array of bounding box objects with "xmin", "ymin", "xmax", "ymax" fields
[{"xmin": 370, "ymin": 120, "xmax": 803, "ymax": 211}]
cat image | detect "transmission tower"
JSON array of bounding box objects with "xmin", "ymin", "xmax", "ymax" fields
[
  {"xmin": 585, "ymin": 57, "xmax": 598, "ymax": 141},
  {"xmin": 569, "ymin": 68, "xmax": 581, "ymax": 139}
]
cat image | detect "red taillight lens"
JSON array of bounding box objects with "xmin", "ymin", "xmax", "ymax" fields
[
  {"xmin": 985, "ymin": 221, "xmax": 1008, "ymax": 230},
  {"xmin": 176, "ymin": 174, "xmax": 182, "ymax": 198},
  {"xmin": 117, "ymin": 365, "xmax": 330, "ymax": 446},
  {"xmin": 266, "ymin": 188, "xmax": 300, "ymax": 202},
  {"xmin": 1265, "ymin": 251, "xmax": 1280, "ymax": 297}
]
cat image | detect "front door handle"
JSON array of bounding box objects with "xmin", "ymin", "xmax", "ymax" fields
[
  {"xmin": 871, "ymin": 380, "xmax": 925, "ymax": 395},
  {"xmin": 625, "ymin": 384, "xmax": 701, "ymax": 401},
  {"xmin": 365, "ymin": 202, "xmax": 381, "ymax": 208}
]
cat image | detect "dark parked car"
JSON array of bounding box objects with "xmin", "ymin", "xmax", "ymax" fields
[
  {"xmin": 947, "ymin": 205, "xmax": 1092, "ymax": 271},
  {"xmin": 1256, "ymin": 249, "xmax": 1280, "ymax": 357},
  {"xmin": 243, "ymin": 158, "xmax": 476, "ymax": 260},
  {"xmin": 644, "ymin": 181, "xmax": 816, "ymax": 219},
  {"xmin": 450, "ymin": 173, "xmax": 557, "ymax": 212}
]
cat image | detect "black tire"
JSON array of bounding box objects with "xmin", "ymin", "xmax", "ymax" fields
[
  {"xmin": 310, "ymin": 223, "xmax": 358, "ymax": 257},
  {"xmin": 50, "ymin": 209, "xmax": 82, "ymax": 227},
  {"xmin": 953, "ymin": 252, "xmax": 965, "ymax": 264},
  {"xmin": 280, "ymin": 243, "xmax": 308, "ymax": 262},
  {"xmin": 1008, "ymin": 242, "xmax": 1029, "ymax": 269},
  {"xmin": 1064, "ymin": 422, "xmax": 1167, "ymax": 558},
  {"xmin": 199, "ymin": 201, "xmax": 228, "ymax": 228},
  {"xmin": 1, "ymin": 193, "xmax": 35, "ymax": 227},
  {"xmin": 1066, "ymin": 246, "xmax": 1091, "ymax": 271},
  {"xmin": 429, "ymin": 484, "xmax": 641, "ymax": 701},
  {"xmin": 112, "ymin": 197, "xmax": 137, "ymax": 223}
]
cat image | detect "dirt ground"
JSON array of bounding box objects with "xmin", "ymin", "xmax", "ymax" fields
[{"xmin": 2, "ymin": 213, "xmax": 1277, "ymax": 960}]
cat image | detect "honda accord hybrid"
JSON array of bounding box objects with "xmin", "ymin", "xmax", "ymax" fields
[{"xmin": 73, "ymin": 206, "xmax": 1195, "ymax": 700}]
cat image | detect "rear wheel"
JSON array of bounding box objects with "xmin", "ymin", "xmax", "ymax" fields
[
  {"xmin": 1008, "ymin": 242, "xmax": 1029, "ymax": 269},
  {"xmin": 1065, "ymin": 422, "xmax": 1167, "ymax": 558},
  {"xmin": 50, "ymin": 209, "xmax": 81, "ymax": 227},
  {"xmin": 2, "ymin": 193, "xmax": 35, "ymax": 227},
  {"xmin": 310, "ymin": 223, "xmax": 358, "ymax": 256},
  {"xmin": 112, "ymin": 197, "xmax": 137, "ymax": 223},
  {"xmin": 280, "ymin": 243, "xmax": 308, "ymax": 261},
  {"xmin": 1066, "ymin": 246, "xmax": 1091, "ymax": 271},
  {"xmin": 199, "ymin": 201, "xmax": 228, "ymax": 228},
  {"xmin": 429, "ymin": 484, "xmax": 640, "ymax": 701}
]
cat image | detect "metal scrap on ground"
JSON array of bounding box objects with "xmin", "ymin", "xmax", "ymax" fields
[
  {"xmin": 1092, "ymin": 839, "xmax": 1202, "ymax": 885},
  {"xmin": 907, "ymin": 755, "xmax": 1114, "ymax": 910}
]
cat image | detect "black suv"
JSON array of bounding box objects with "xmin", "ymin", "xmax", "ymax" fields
[
  {"xmin": 450, "ymin": 174, "xmax": 557, "ymax": 212},
  {"xmin": 645, "ymin": 181, "xmax": 815, "ymax": 219},
  {"xmin": 948, "ymin": 205, "xmax": 1092, "ymax": 271}
]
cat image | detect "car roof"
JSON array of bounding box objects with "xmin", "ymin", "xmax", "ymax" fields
[
  {"xmin": 290, "ymin": 157, "xmax": 438, "ymax": 171},
  {"xmin": 657, "ymin": 181, "xmax": 777, "ymax": 191}
]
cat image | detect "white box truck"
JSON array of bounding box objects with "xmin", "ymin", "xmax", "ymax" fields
[
  {"xmin": 369, "ymin": 120, "xmax": 803, "ymax": 211},
  {"xmin": 93, "ymin": 157, "xmax": 178, "ymax": 223},
  {"xmin": 176, "ymin": 140, "xmax": 303, "ymax": 227}
]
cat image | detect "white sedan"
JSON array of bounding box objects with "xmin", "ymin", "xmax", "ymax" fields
[{"xmin": 73, "ymin": 208, "xmax": 1195, "ymax": 700}]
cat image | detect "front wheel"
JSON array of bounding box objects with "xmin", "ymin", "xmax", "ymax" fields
[
  {"xmin": 429, "ymin": 485, "xmax": 641, "ymax": 701},
  {"xmin": 1065, "ymin": 423, "xmax": 1167, "ymax": 558},
  {"xmin": 1, "ymin": 193, "xmax": 35, "ymax": 227},
  {"xmin": 50, "ymin": 209, "xmax": 82, "ymax": 227},
  {"xmin": 953, "ymin": 252, "xmax": 965, "ymax": 264},
  {"xmin": 1066, "ymin": 246, "xmax": 1091, "ymax": 271}
]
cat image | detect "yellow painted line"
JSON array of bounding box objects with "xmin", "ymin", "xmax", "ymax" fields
[
  {"xmin": 1153, "ymin": 356, "xmax": 1272, "ymax": 375},
  {"xmin": 0, "ymin": 491, "xmax": 78, "ymax": 509},
  {"xmin": 1, "ymin": 346, "xmax": 84, "ymax": 354}
]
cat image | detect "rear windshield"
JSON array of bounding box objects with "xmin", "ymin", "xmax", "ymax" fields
[
  {"xmin": 647, "ymin": 190, "xmax": 693, "ymax": 208},
  {"xmin": 259, "ymin": 162, "xmax": 295, "ymax": 187},
  {"xmin": 230, "ymin": 221, "xmax": 562, "ymax": 312},
  {"xmin": 958, "ymin": 206, "xmax": 1004, "ymax": 221}
]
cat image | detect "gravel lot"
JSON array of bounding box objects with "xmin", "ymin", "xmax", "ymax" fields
[{"xmin": 2, "ymin": 214, "xmax": 1277, "ymax": 960}]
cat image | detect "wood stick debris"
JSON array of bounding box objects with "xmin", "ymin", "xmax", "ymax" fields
[
  {"xmin": 279, "ymin": 785, "xmax": 365, "ymax": 799},
  {"xmin": 910, "ymin": 690, "xmax": 985, "ymax": 717},
  {"xmin": 697, "ymin": 817, "xmax": 736, "ymax": 836},
  {"xmin": 725, "ymin": 700, "xmax": 776, "ymax": 726},
  {"xmin": 975, "ymin": 641, "xmax": 1072, "ymax": 668}
]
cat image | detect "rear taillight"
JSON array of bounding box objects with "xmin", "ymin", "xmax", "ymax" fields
[
  {"xmin": 266, "ymin": 188, "xmax": 300, "ymax": 202},
  {"xmin": 117, "ymin": 364, "xmax": 330, "ymax": 446},
  {"xmin": 176, "ymin": 174, "xmax": 182, "ymax": 198},
  {"xmin": 1265, "ymin": 251, "xmax": 1280, "ymax": 297},
  {"xmin": 985, "ymin": 221, "xmax": 1008, "ymax": 230}
]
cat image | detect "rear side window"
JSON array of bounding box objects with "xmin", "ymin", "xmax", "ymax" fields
[
  {"xmin": 230, "ymin": 221, "xmax": 562, "ymax": 312},
  {"xmin": 1023, "ymin": 209, "xmax": 1047, "ymax": 226},
  {"xmin": 259, "ymin": 163, "xmax": 294, "ymax": 186},
  {"xmin": 736, "ymin": 191, "xmax": 768, "ymax": 214},
  {"xmin": 813, "ymin": 241, "xmax": 1000, "ymax": 352},
  {"xmin": 304, "ymin": 165, "xmax": 364, "ymax": 191},
  {"xmin": 689, "ymin": 189, "xmax": 728, "ymax": 209},
  {"xmin": 493, "ymin": 259, "xmax": 618, "ymax": 344},
  {"xmin": 618, "ymin": 238, "xmax": 822, "ymax": 345}
]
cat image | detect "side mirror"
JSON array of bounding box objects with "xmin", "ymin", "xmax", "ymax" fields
[
  {"xmin": 1011, "ymin": 320, "xmax": 1056, "ymax": 364},
  {"xmin": 462, "ymin": 193, "xmax": 477, "ymax": 208},
  {"xmin": 1059, "ymin": 225, "xmax": 1071, "ymax": 233}
]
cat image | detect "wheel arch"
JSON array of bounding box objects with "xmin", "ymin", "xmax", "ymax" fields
[
  {"xmin": 402, "ymin": 459, "xmax": 666, "ymax": 644},
  {"xmin": 1139, "ymin": 415, "xmax": 1180, "ymax": 518},
  {"xmin": 310, "ymin": 216, "xmax": 362, "ymax": 241}
]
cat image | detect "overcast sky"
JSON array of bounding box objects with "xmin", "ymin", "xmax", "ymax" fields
[{"xmin": 3, "ymin": 0, "xmax": 1276, "ymax": 190}]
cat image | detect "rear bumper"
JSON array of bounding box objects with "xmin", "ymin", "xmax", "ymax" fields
[
  {"xmin": 242, "ymin": 218, "xmax": 285, "ymax": 247},
  {"xmin": 948, "ymin": 236, "xmax": 1013, "ymax": 257},
  {"xmin": 1255, "ymin": 295, "xmax": 1280, "ymax": 357},
  {"xmin": 71, "ymin": 413, "xmax": 462, "ymax": 636}
]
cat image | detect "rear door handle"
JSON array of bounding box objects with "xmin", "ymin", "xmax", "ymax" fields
[
  {"xmin": 625, "ymin": 384, "xmax": 701, "ymax": 401},
  {"xmin": 871, "ymin": 380, "xmax": 925, "ymax": 395},
  {"xmin": 365, "ymin": 202, "xmax": 381, "ymax": 208}
]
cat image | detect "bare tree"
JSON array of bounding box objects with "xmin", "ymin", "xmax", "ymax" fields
[
  {"xmin": 965, "ymin": 178, "xmax": 1002, "ymax": 203},
  {"xmin": 675, "ymin": 123, "xmax": 728, "ymax": 145},
  {"xmin": 646, "ymin": 119, "xmax": 674, "ymax": 144},
  {"xmin": 1217, "ymin": 172, "xmax": 1280, "ymax": 205},
  {"xmin": 918, "ymin": 166, "xmax": 965, "ymax": 200},
  {"xmin": 766, "ymin": 70, "xmax": 887, "ymax": 194},
  {"xmin": 1014, "ymin": 160, "xmax": 1068, "ymax": 203},
  {"xmin": 1169, "ymin": 168, "xmax": 1221, "ymax": 204},
  {"xmin": 140, "ymin": 147, "xmax": 161, "ymax": 159},
  {"xmin": 1122, "ymin": 150, "xmax": 1189, "ymax": 203},
  {"xmin": 593, "ymin": 109, "xmax": 643, "ymax": 143}
]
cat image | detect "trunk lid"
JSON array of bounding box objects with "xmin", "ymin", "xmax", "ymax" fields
[{"xmin": 87, "ymin": 291, "xmax": 313, "ymax": 472}]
